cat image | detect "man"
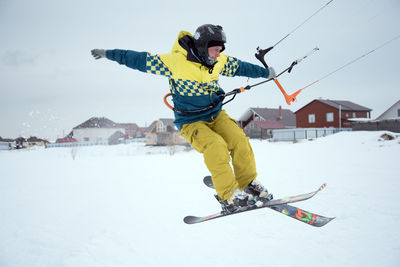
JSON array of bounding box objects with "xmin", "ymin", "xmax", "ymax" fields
[{"xmin": 91, "ymin": 24, "xmax": 275, "ymax": 213}]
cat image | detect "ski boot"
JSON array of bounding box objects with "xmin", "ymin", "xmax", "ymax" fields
[
  {"xmin": 215, "ymin": 189, "xmax": 255, "ymax": 214},
  {"xmin": 244, "ymin": 179, "xmax": 273, "ymax": 204}
]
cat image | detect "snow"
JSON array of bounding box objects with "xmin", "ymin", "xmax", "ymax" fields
[{"xmin": 1, "ymin": 131, "xmax": 400, "ymax": 267}]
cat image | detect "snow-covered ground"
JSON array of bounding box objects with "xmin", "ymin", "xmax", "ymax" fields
[{"xmin": 1, "ymin": 131, "xmax": 399, "ymax": 267}]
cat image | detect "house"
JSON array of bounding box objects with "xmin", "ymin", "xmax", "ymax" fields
[
  {"xmin": 238, "ymin": 107, "xmax": 296, "ymax": 139},
  {"xmin": 25, "ymin": 136, "xmax": 49, "ymax": 147},
  {"xmin": 108, "ymin": 131, "xmax": 126, "ymax": 145},
  {"xmin": 295, "ymin": 99, "xmax": 372, "ymax": 128},
  {"xmin": 72, "ymin": 117, "xmax": 126, "ymax": 143},
  {"xmin": 145, "ymin": 118, "xmax": 187, "ymax": 146},
  {"xmin": 14, "ymin": 137, "xmax": 26, "ymax": 149},
  {"xmin": 0, "ymin": 137, "xmax": 16, "ymax": 150},
  {"xmin": 3, "ymin": 136, "xmax": 48, "ymax": 149},
  {"xmin": 0, "ymin": 142, "xmax": 11, "ymax": 150},
  {"xmin": 120, "ymin": 123, "xmax": 144, "ymax": 138},
  {"xmin": 376, "ymin": 100, "xmax": 400, "ymax": 120},
  {"xmin": 352, "ymin": 100, "xmax": 400, "ymax": 133}
]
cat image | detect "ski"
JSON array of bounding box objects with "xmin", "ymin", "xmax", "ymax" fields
[{"xmin": 183, "ymin": 176, "xmax": 334, "ymax": 226}]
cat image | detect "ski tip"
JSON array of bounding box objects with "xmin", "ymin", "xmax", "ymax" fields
[
  {"xmin": 203, "ymin": 175, "xmax": 215, "ymax": 189},
  {"xmin": 314, "ymin": 216, "xmax": 335, "ymax": 227},
  {"xmin": 183, "ymin": 216, "xmax": 199, "ymax": 224},
  {"xmin": 324, "ymin": 216, "xmax": 335, "ymax": 225},
  {"xmin": 319, "ymin": 183, "xmax": 327, "ymax": 191}
]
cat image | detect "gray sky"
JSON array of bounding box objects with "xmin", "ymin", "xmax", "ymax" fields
[{"xmin": 1, "ymin": 0, "xmax": 399, "ymax": 140}]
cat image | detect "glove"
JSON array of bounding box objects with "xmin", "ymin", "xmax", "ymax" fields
[
  {"xmin": 91, "ymin": 49, "xmax": 106, "ymax": 60},
  {"xmin": 266, "ymin": 67, "xmax": 276, "ymax": 79}
]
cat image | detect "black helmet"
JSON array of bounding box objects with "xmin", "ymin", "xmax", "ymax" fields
[{"xmin": 193, "ymin": 24, "xmax": 226, "ymax": 59}]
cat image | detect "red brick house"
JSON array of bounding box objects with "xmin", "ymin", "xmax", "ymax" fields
[{"xmin": 295, "ymin": 99, "xmax": 372, "ymax": 128}]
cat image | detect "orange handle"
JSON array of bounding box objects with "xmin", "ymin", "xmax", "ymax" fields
[
  {"xmin": 274, "ymin": 78, "xmax": 302, "ymax": 105},
  {"xmin": 163, "ymin": 93, "xmax": 174, "ymax": 110}
]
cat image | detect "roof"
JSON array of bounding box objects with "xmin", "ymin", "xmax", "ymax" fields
[
  {"xmin": 0, "ymin": 137, "xmax": 14, "ymax": 142},
  {"xmin": 239, "ymin": 107, "xmax": 296, "ymax": 127},
  {"xmin": 160, "ymin": 118, "xmax": 176, "ymax": 128},
  {"xmin": 73, "ymin": 117, "xmax": 122, "ymax": 129},
  {"xmin": 376, "ymin": 100, "xmax": 400, "ymax": 120},
  {"xmin": 296, "ymin": 99, "xmax": 372, "ymax": 113},
  {"xmin": 145, "ymin": 121, "xmax": 157, "ymax": 133},
  {"xmin": 120, "ymin": 123, "xmax": 139, "ymax": 130},
  {"xmin": 27, "ymin": 136, "xmax": 49, "ymax": 143},
  {"xmin": 254, "ymin": 120, "xmax": 286, "ymax": 129},
  {"xmin": 319, "ymin": 99, "xmax": 371, "ymax": 111}
]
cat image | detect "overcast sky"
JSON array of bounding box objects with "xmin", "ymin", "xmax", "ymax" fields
[{"xmin": 1, "ymin": 0, "xmax": 399, "ymax": 140}]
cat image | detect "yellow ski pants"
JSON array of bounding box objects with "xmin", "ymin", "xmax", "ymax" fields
[{"xmin": 180, "ymin": 110, "xmax": 257, "ymax": 201}]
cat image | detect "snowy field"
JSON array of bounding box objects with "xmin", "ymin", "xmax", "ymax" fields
[{"xmin": 1, "ymin": 131, "xmax": 399, "ymax": 267}]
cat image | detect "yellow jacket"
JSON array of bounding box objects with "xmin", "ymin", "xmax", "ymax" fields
[{"xmin": 106, "ymin": 30, "xmax": 270, "ymax": 129}]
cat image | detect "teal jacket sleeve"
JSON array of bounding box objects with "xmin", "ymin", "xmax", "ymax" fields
[
  {"xmin": 220, "ymin": 56, "xmax": 270, "ymax": 79},
  {"xmin": 106, "ymin": 49, "xmax": 147, "ymax": 72},
  {"xmin": 235, "ymin": 59, "xmax": 270, "ymax": 79}
]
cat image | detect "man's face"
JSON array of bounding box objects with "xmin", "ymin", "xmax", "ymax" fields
[{"xmin": 207, "ymin": 46, "xmax": 223, "ymax": 61}]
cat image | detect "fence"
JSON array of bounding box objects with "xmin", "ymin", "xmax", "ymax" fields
[
  {"xmin": 45, "ymin": 138, "xmax": 146, "ymax": 148},
  {"xmin": 271, "ymin": 128, "xmax": 352, "ymax": 141},
  {"xmin": 352, "ymin": 119, "xmax": 400, "ymax": 133},
  {"xmin": 0, "ymin": 141, "xmax": 16, "ymax": 150},
  {"xmin": 45, "ymin": 140, "xmax": 108, "ymax": 148}
]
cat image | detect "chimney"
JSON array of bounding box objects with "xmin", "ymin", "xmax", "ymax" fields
[{"xmin": 279, "ymin": 105, "xmax": 282, "ymax": 120}]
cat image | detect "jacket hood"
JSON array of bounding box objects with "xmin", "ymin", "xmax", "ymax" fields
[
  {"xmin": 171, "ymin": 31, "xmax": 192, "ymax": 55},
  {"xmin": 172, "ymin": 30, "xmax": 218, "ymax": 72}
]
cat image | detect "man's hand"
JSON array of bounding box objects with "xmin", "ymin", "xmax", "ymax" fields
[
  {"xmin": 267, "ymin": 67, "xmax": 276, "ymax": 80},
  {"xmin": 91, "ymin": 49, "xmax": 106, "ymax": 60}
]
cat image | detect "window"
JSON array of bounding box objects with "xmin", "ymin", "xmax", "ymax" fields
[
  {"xmin": 308, "ymin": 114, "xmax": 315, "ymax": 123},
  {"xmin": 397, "ymin": 109, "xmax": 400, "ymax": 117},
  {"xmin": 326, "ymin": 112, "xmax": 334, "ymax": 122},
  {"xmin": 353, "ymin": 112, "xmax": 356, "ymax": 118},
  {"xmin": 156, "ymin": 122, "xmax": 166, "ymax": 132}
]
